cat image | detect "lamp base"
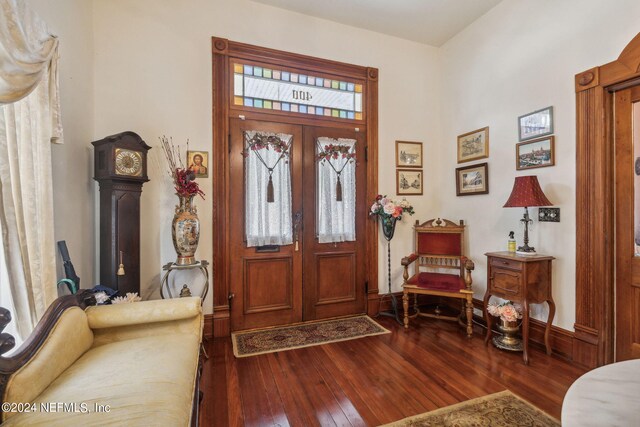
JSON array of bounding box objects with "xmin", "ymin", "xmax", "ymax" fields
[{"xmin": 516, "ymin": 244, "xmax": 536, "ymax": 256}]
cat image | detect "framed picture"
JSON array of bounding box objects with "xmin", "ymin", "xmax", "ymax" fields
[
  {"xmin": 187, "ymin": 150, "xmax": 209, "ymax": 178},
  {"xmin": 395, "ymin": 141, "xmax": 423, "ymax": 168},
  {"xmin": 457, "ymin": 127, "xmax": 489, "ymax": 163},
  {"xmin": 518, "ymin": 106, "xmax": 554, "ymax": 141},
  {"xmin": 456, "ymin": 162, "xmax": 489, "ymax": 196},
  {"xmin": 516, "ymin": 136, "xmax": 555, "ymax": 170},
  {"xmin": 397, "ymin": 169, "xmax": 423, "ymax": 195}
]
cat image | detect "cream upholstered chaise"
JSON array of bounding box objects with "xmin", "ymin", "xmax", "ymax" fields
[{"xmin": 0, "ymin": 292, "xmax": 203, "ymax": 426}]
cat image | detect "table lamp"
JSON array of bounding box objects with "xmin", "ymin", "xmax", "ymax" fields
[{"xmin": 503, "ymin": 175, "xmax": 552, "ymax": 255}]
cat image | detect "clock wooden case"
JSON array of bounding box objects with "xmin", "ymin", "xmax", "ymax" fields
[{"xmin": 92, "ymin": 131, "xmax": 151, "ymax": 296}]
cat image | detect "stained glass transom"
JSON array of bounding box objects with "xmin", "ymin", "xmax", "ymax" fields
[{"xmin": 233, "ymin": 63, "xmax": 364, "ymax": 121}]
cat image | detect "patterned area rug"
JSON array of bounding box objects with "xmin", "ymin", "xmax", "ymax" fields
[
  {"xmin": 382, "ymin": 391, "xmax": 559, "ymax": 427},
  {"xmin": 232, "ymin": 315, "xmax": 390, "ymax": 358}
]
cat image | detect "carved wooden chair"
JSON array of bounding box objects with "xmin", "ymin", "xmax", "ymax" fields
[{"xmin": 401, "ymin": 218, "xmax": 475, "ymax": 337}]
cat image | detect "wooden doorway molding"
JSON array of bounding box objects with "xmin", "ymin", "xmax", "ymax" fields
[
  {"xmin": 211, "ymin": 37, "xmax": 379, "ymax": 336},
  {"xmin": 575, "ymin": 32, "xmax": 640, "ymax": 368}
]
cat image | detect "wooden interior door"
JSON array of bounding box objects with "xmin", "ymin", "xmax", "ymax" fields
[
  {"xmin": 614, "ymin": 86, "xmax": 640, "ymax": 360},
  {"xmin": 229, "ymin": 119, "xmax": 303, "ymax": 331},
  {"xmin": 302, "ymin": 126, "xmax": 367, "ymax": 320}
]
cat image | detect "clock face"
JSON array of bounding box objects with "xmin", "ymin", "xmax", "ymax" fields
[{"xmin": 114, "ymin": 149, "xmax": 143, "ymax": 176}]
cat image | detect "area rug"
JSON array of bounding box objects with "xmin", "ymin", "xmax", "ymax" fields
[
  {"xmin": 382, "ymin": 390, "xmax": 559, "ymax": 427},
  {"xmin": 231, "ymin": 315, "xmax": 390, "ymax": 358}
]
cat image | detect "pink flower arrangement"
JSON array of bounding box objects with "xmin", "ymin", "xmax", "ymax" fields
[
  {"xmin": 369, "ymin": 195, "xmax": 415, "ymax": 220},
  {"xmin": 487, "ymin": 300, "xmax": 523, "ymax": 323}
]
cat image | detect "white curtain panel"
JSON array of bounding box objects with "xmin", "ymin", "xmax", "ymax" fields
[
  {"xmin": 245, "ymin": 131, "xmax": 294, "ymax": 247},
  {"xmin": 0, "ymin": 78, "xmax": 58, "ymax": 339},
  {"xmin": 317, "ymin": 137, "xmax": 356, "ymax": 243},
  {"xmin": 0, "ymin": 0, "xmax": 60, "ymax": 340},
  {"xmin": 0, "ymin": 0, "xmax": 63, "ymax": 143}
]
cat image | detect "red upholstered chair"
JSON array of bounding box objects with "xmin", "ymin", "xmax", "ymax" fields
[{"xmin": 401, "ymin": 218, "xmax": 475, "ymax": 337}]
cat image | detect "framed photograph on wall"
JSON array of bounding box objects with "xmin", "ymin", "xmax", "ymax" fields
[
  {"xmin": 518, "ymin": 106, "xmax": 554, "ymax": 141},
  {"xmin": 187, "ymin": 150, "xmax": 209, "ymax": 178},
  {"xmin": 455, "ymin": 162, "xmax": 489, "ymax": 196},
  {"xmin": 395, "ymin": 141, "xmax": 423, "ymax": 168},
  {"xmin": 457, "ymin": 127, "xmax": 489, "ymax": 163},
  {"xmin": 516, "ymin": 136, "xmax": 555, "ymax": 170},
  {"xmin": 397, "ymin": 169, "xmax": 423, "ymax": 195}
]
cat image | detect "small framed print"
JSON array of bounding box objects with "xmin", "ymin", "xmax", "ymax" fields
[
  {"xmin": 395, "ymin": 141, "xmax": 423, "ymax": 168},
  {"xmin": 455, "ymin": 162, "xmax": 488, "ymax": 196},
  {"xmin": 187, "ymin": 150, "xmax": 209, "ymax": 178},
  {"xmin": 516, "ymin": 136, "xmax": 555, "ymax": 170},
  {"xmin": 518, "ymin": 106, "xmax": 554, "ymax": 141},
  {"xmin": 457, "ymin": 127, "xmax": 489, "ymax": 163},
  {"xmin": 397, "ymin": 169, "xmax": 423, "ymax": 195}
]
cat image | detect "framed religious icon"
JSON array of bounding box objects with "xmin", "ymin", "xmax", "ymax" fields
[
  {"xmin": 397, "ymin": 169, "xmax": 423, "ymax": 195},
  {"xmin": 457, "ymin": 127, "xmax": 489, "ymax": 163},
  {"xmin": 395, "ymin": 141, "xmax": 423, "ymax": 168},
  {"xmin": 455, "ymin": 162, "xmax": 489, "ymax": 196},
  {"xmin": 187, "ymin": 151, "xmax": 209, "ymax": 178}
]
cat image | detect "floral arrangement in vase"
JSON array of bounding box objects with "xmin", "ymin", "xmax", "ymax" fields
[
  {"xmin": 487, "ymin": 300, "xmax": 523, "ymax": 323},
  {"xmin": 160, "ymin": 136, "xmax": 205, "ymax": 199},
  {"xmin": 160, "ymin": 135, "xmax": 204, "ymax": 266},
  {"xmin": 369, "ymin": 195, "xmax": 415, "ymax": 240},
  {"xmin": 369, "ymin": 195, "xmax": 415, "ymax": 220}
]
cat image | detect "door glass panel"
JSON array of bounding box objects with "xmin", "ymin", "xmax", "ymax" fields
[
  {"xmin": 244, "ymin": 131, "xmax": 293, "ymax": 247},
  {"xmin": 316, "ymin": 137, "xmax": 356, "ymax": 243}
]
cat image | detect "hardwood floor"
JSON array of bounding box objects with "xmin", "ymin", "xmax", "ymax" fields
[{"xmin": 200, "ymin": 316, "xmax": 586, "ymax": 426}]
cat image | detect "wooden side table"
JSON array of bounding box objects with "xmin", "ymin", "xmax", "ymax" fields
[{"xmin": 483, "ymin": 251, "xmax": 555, "ymax": 364}]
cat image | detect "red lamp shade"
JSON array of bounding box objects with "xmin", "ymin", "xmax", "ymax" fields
[{"xmin": 503, "ymin": 176, "xmax": 552, "ymax": 208}]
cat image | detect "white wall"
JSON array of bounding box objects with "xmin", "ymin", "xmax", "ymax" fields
[
  {"xmin": 30, "ymin": 0, "xmax": 640, "ymax": 328},
  {"xmin": 91, "ymin": 0, "xmax": 442, "ymax": 313},
  {"xmin": 439, "ymin": 0, "xmax": 640, "ymax": 329},
  {"xmin": 26, "ymin": 0, "xmax": 96, "ymax": 290}
]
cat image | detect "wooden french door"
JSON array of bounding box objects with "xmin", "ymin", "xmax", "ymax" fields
[
  {"xmin": 303, "ymin": 125, "xmax": 367, "ymax": 320},
  {"xmin": 229, "ymin": 119, "xmax": 366, "ymax": 331},
  {"xmin": 614, "ymin": 86, "xmax": 640, "ymax": 360}
]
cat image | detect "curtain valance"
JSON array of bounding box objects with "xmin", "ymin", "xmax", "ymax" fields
[{"xmin": 0, "ymin": 0, "xmax": 62, "ymax": 143}]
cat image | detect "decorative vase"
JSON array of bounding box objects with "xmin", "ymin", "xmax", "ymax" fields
[
  {"xmin": 381, "ymin": 216, "xmax": 398, "ymax": 241},
  {"xmin": 492, "ymin": 318, "xmax": 523, "ymax": 351},
  {"xmin": 172, "ymin": 195, "xmax": 200, "ymax": 265}
]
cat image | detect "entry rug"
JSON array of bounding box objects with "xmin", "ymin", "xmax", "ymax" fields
[
  {"xmin": 381, "ymin": 390, "xmax": 559, "ymax": 427},
  {"xmin": 232, "ymin": 315, "xmax": 390, "ymax": 358}
]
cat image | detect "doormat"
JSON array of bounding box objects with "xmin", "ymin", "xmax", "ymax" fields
[
  {"xmin": 231, "ymin": 315, "xmax": 390, "ymax": 358},
  {"xmin": 381, "ymin": 390, "xmax": 559, "ymax": 427}
]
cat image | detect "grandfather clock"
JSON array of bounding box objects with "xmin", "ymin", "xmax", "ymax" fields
[{"xmin": 92, "ymin": 131, "xmax": 150, "ymax": 296}]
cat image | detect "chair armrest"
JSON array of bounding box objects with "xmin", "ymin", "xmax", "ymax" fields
[
  {"xmin": 461, "ymin": 256, "xmax": 475, "ymax": 271},
  {"xmin": 86, "ymin": 297, "xmax": 202, "ymax": 329},
  {"xmin": 460, "ymin": 256, "xmax": 474, "ymax": 291},
  {"xmin": 401, "ymin": 254, "xmax": 419, "ymax": 266}
]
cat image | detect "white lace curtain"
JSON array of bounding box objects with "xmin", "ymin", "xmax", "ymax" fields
[
  {"xmin": 0, "ymin": 0, "xmax": 61, "ymax": 341},
  {"xmin": 317, "ymin": 137, "xmax": 356, "ymax": 243},
  {"xmin": 244, "ymin": 131, "xmax": 293, "ymax": 247}
]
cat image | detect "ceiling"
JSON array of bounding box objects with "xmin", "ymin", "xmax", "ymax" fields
[{"xmin": 251, "ymin": 0, "xmax": 503, "ymax": 47}]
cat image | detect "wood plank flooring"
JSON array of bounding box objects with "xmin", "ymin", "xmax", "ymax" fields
[{"xmin": 200, "ymin": 316, "xmax": 586, "ymax": 426}]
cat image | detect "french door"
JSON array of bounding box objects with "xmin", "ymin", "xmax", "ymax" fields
[
  {"xmin": 229, "ymin": 118, "xmax": 367, "ymax": 331},
  {"xmin": 614, "ymin": 86, "xmax": 640, "ymax": 360}
]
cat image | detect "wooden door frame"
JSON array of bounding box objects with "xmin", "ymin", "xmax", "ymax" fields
[
  {"xmin": 575, "ymin": 32, "xmax": 640, "ymax": 368},
  {"xmin": 211, "ymin": 37, "xmax": 379, "ymax": 336}
]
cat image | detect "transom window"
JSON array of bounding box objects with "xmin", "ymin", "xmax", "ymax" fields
[{"xmin": 233, "ymin": 62, "xmax": 364, "ymax": 121}]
